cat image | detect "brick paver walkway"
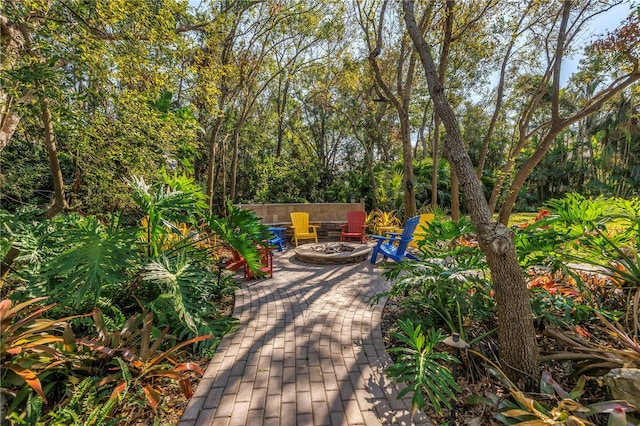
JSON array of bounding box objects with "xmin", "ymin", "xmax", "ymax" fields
[{"xmin": 179, "ymin": 248, "xmax": 431, "ymax": 426}]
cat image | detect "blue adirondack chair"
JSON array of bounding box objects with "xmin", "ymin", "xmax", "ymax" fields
[{"xmin": 369, "ymin": 215, "xmax": 420, "ymax": 264}]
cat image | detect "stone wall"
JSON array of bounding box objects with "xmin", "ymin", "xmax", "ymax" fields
[{"xmin": 239, "ymin": 203, "xmax": 366, "ymax": 239}]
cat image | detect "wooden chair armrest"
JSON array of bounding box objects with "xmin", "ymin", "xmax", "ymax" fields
[{"xmin": 371, "ymin": 235, "xmax": 398, "ymax": 243}]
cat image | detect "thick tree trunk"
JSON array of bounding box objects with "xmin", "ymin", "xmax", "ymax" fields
[
  {"xmin": 364, "ymin": 0, "xmax": 417, "ymax": 219},
  {"xmin": 404, "ymin": 0, "xmax": 540, "ymax": 385}
]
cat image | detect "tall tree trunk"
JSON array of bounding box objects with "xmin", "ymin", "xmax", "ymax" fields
[
  {"xmin": 229, "ymin": 127, "xmax": 240, "ymax": 202},
  {"xmin": 40, "ymin": 89, "xmax": 68, "ymax": 218},
  {"xmin": 400, "ymin": 114, "xmax": 416, "ymax": 218},
  {"xmin": 276, "ymin": 77, "xmax": 290, "ymax": 157},
  {"xmin": 439, "ymin": 0, "xmax": 457, "ymax": 220},
  {"xmin": 431, "ymin": 117, "xmax": 439, "ymax": 208},
  {"xmin": 362, "ymin": 0, "xmax": 418, "ymax": 219},
  {"xmin": 404, "ymin": 0, "xmax": 540, "ymax": 385},
  {"xmin": 415, "ymin": 104, "xmax": 430, "ymax": 158},
  {"xmin": 220, "ymin": 136, "xmax": 227, "ymax": 215},
  {"xmin": 206, "ymin": 115, "xmax": 224, "ymax": 210},
  {"xmin": 450, "ymin": 169, "xmax": 459, "ymax": 223}
]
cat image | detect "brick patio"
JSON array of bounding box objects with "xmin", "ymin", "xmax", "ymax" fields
[{"xmin": 178, "ymin": 249, "xmax": 432, "ymax": 426}]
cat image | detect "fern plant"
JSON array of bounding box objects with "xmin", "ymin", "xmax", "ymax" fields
[
  {"xmin": 44, "ymin": 377, "xmax": 121, "ymax": 426},
  {"xmin": 385, "ymin": 319, "xmax": 460, "ymax": 415}
]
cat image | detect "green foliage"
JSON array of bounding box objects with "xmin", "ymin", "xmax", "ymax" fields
[
  {"xmin": 386, "ymin": 320, "xmax": 460, "ymax": 415},
  {"xmin": 5, "ymin": 393, "xmax": 44, "ymax": 426},
  {"xmin": 207, "ymin": 200, "xmax": 271, "ymax": 275},
  {"xmin": 517, "ymin": 194, "xmax": 640, "ymax": 333},
  {"xmin": 374, "ymin": 216, "xmax": 493, "ymax": 340},
  {"xmin": 45, "ymin": 377, "xmax": 121, "ymax": 426},
  {"xmin": 251, "ymin": 157, "xmax": 320, "ymax": 203},
  {"xmin": 130, "ymin": 171, "xmax": 207, "ymax": 258},
  {"xmin": 379, "ymin": 250, "xmax": 494, "ymax": 338},
  {"xmin": 141, "ymin": 251, "xmax": 238, "ymax": 344},
  {"xmin": 39, "ymin": 215, "xmax": 137, "ymax": 306},
  {"xmin": 414, "ymin": 216, "xmax": 475, "ymax": 254},
  {"xmin": 374, "ymin": 167, "xmax": 405, "ymax": 213},
  {"xmin": 2, "ymin": 173, "xmax": 255, "ymax": 356}
]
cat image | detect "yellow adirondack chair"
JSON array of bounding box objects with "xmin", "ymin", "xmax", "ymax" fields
[
  {"xmin": 290, "ymin": 212, "xmax": 318, "ymax": 246},
  {"xmin": 410, "ymin": 213, "xmax": 435, "ymax": 248}
]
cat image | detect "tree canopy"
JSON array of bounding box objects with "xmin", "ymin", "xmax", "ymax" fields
[{"xmin": 2, "ymin": 0, "xmax": 637, "ymax": 218}]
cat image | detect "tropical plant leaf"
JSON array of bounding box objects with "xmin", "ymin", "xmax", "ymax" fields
[{"xmin": 41, "ymin": 215, "xmax": 137, "ymax": 305}]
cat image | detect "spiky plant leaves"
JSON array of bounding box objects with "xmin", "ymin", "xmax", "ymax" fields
[
  {"xmin": 142, "ymin": 384, "xmax": 161, "ymax": 413},
  {"xmin": 0, "ymin": 297, "xmax": 82, "ymax": 403},
  {"xmin": 40, "ymin": 215, "xmax": 137, "ymax": 306}
]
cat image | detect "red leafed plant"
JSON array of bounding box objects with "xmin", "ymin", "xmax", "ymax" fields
[
  {"xmin": 72, "ymin": 308, "xmax": 211, "ymax": 413},
  {"xmin": 0, "ymin": 297, "xmax": 78, "ymax": 404}
]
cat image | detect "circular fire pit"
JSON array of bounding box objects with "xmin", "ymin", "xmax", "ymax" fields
[{"xmin": 294, "ymin": 242, "xmax": 372, "ymax": 265}]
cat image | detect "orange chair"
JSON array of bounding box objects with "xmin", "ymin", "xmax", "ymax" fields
[
  {"xmin": 245, "ymin": 246, "xmax": 273, "ymax": 280},
  {"xmin": 340, "ymin": 210, "xmax": 367, "ymax": 243},
  {"xmin": 290, "ymin": 212, "xmax": 318, "ymax": 246}
]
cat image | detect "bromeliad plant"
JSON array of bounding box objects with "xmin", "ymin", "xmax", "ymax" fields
[
  {"xmin": 2, "ymin": 303, "xmax": 211, "ymax": 425},
  {"xmin": 468, "ymin": 360, "xmax": 637, "ymax": 425},
  {"xmin": 1, "ymin": 297, "xmax": 71, "ymax": 405},
  {"xmin": 68, "ymin": 308, "xmax": 211, "ymax": 414},
  {"xmin": 367, "ymin": 209, "xmax": 402, "ymax": 235},
  {"xmin": 540, "ymin": 312, "xmax": 640, "ymax": 376}
]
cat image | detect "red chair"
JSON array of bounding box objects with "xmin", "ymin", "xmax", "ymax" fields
[
  {"xmin": 340, "ymin": 210, "xmax": 367, "ymax": 244},
  {"xmin": 245, "ymin": 246, "xmax": 273, "ymax": 280},
  {"xmin": 225, "ymin": 248, "xmax": 246, "ymax": 272}
]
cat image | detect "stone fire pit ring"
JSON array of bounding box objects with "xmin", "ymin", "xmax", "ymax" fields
[{"xmin": 294, "ymin": 242, "xmax": 373, "ymax": 265}]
